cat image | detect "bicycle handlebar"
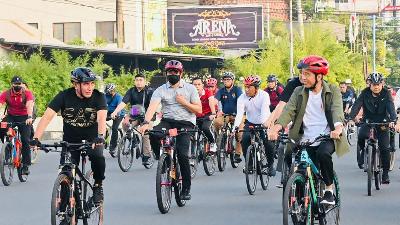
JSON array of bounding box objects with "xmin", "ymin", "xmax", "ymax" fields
[
  {"xmin": 237, "ymin": 125, "xmax": 266, "ymax": 133},
  {"xmin": 292, "ymin": 134, "xmax": 332, "ymax": 148},
  {"xmin": 0, "ymin": 121, "xmax": 28, "ymax": 128},
  {"xmin": 145, "ymin": 128, "xmax": 197, "ymax": 137},
  {"xmin": 40, "ymin": 141, "xmax": 93, "ymax": 153}
]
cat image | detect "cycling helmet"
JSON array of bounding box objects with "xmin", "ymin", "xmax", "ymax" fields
[
  {"xmin": 297, "ymin": 55, "xmax": 329, "ymax": 75},
  {"xmin": 221, "ymin": 71, "xmax": 235, "ymax": 80},
  {"xmin": 267, "ymin": 74, "xmax": 277, "ymax": 82},
  {"xmin": 345, "ymin": 79, "xmax": 352, "ymax": 84},
  {"xmin": 206, "ymin": 78, "xmax": 218, "ymax": 87},
  {"xmin": 165, "ymin": 60, "xmax": 183, "ymax": 73},
  {"xmin": 104, "ymin": 83, "xmax": 116, "ymax": 94},
  {"xmin": 244, "ymin": 75, "xmax": 261, "ymax": 87},
  {"xmin": 71, "ymin": 67, "xmax": 97, "ymax": 83},
  {"xmin": 369, "ymin": 72, "xmax": 384, "ymax": 84},
  {"xmin": 129, "ymin": 105, "xmax": 145, "ymax": 118}
]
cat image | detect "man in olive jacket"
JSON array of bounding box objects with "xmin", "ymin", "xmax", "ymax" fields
[{"xmin": 269, "ymin": 55, "xmax": 350, "ymax": 205}]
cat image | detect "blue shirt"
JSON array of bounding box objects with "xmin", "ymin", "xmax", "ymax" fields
[
  {"xmin": 106, "ymin": 93, "xmax": 125, "ymax": 116},
  {"xmin": 215, "ymin": 86, "xmax": 242, "ymax": 114},
  {"xmin": 341, "ymin": 90, "xmax": 354, "ymax": 110}
]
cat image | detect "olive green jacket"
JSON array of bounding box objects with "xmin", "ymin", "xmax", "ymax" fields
[{"xmin": 276, "ymin": 81, "xmax": 350, "ymax": 157}]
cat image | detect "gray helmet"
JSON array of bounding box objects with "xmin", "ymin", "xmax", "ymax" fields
[
  {"xmin": 104, "ymin": 83, "xmax": 116, "ymax": 94},
  {"xmin": 71, "ymin": 67, "xmax": 97, "ymax": 83},
  {"xmin": 267, "ymin": 74, "xmax": 277, "ymax": 82},
  {"xmin": 369, "ymin": 72, "xmax": 383, "ymax": 84},
  {"xmin": 222, "ymin": 71, "xmax": 235, "ymax": 80}
]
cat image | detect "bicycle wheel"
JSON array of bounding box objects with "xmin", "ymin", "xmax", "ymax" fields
[
  {"xmin": 203, "ymin": 139, "xmax": 216, "ymax": 176},
  {"xmin": 346, "ymin": 124, "xmax": 356, "ymax": 146},
  {"xmin": 319, "ymin": 171, "xmax": 340, "ymax": 225},
  {"xmin": 367, "ymin": 145, "xmax": 373, "ymax": 196},
  {"xmin": 228, "ymin": 136, "xmax": 239, "ymax": 168},
  {"xmin": 117, "ymin": 136, "xmax": 134, "ymax": 172},
  {"xmin": 374, "ymin": 150, "xmax": 382, "ymax": 191},
  {"xmin": 356, "ymin": 144, "xmax": 363, "ymax": 169},
  {"xmin": 0, "ymin": 142, "xmax": 14, "ymax": 186},
  {"xmin": 174, "ymin": 163, "xmax": 186, "ymax": 207},
  {"xmin": 389, "ymin": 151, "xmax": 395, "ymax": 171},
  {"xmin": 31, "ymin": 147, "xmax": 40, "ymax": 164},
  {"xmin": 283, "ymin": 172, "xmax": 312, "ymax": 225},
  {"xmin": 156, "ymin": 153, "xmax": 173, "ymax": 214},
  {"xmin": 51, "ymin": 174, "xmax": 76, "ymax": 225},
  {"xmin": 190, "ymin": 140, "xmax": 199, "ymax": 179},
  {"xmin": 17, "ymin": 165, "xmax": 28, "ymax": 182},
  {"xmin": 83, "ymin": 171, "xmax": 104, "ymax": 225},
  {"xmin": 259, "ymin": 146, "xmax": 270, "ymax": 191},
  {"xmin": 217, "ymin": 134, "xmax": 227, "ymax": 172},
  {"xmin": 245, "ymin": 145, "xmax": 257, "ymax": 195}
]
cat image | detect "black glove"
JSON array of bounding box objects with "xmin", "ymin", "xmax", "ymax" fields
[
  {"xmin": 94, "ymin": 134, "xmax": 105, "ymax": 145},
  {"xmin": 30, "ymin": 138, "xmax": 41, "ymax": 147}
]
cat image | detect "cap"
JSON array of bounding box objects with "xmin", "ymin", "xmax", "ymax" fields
[{"xmin": 11, "ymin": 76, "xmax": 23, "ymax": 84}]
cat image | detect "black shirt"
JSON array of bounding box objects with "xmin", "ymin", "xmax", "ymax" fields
[
  {"xmin": 122, "ymin": 87, "xmax": 153, "ymax": 110},
  {"xmin": 280, "ymin": 77, "xmax": 302, "ymax": 103},
  {"xmin": 48, "ymin": 88, "xmax": 107, "ymax": 142}
]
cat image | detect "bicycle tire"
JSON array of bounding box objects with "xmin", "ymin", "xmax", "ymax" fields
[
  {"xmin": 374, "ymin": 149, "xmax": 381, "ymax": 191},
  {"xmin": 245, "ymin": 145, "xmax": 257, "ymax": 195},
  {"xmin": 283, "ymin": 172, "xmax": 309, "ymax": 225},
  {"xmin": 346, "ymin": 124, "xmax": 356, "ymax": 146},
  {"xmin": 259, "ymin": 144, "xmax": 269, "ymax": 191},
  {"xmin": 203, "ymin": 139, "xmax": 216, "ymax": 176},
  {"xmin": 51, "ymin": 174, "xmax": 76, "ymax": 225},
  {"xmin": 0, "ymin": 142, "xmax": 14, "ymax": 186},
  {"xmin": 228, "ymin": 136, "xmax": 239, "ymax": 168},
  {"xmin": 217, "ymin": 134, "xmax": 227, "ymax": 172},
  {"xmin": 190, "ymin": 139, "xmax": 199, "ymax": 179},
  {"xmin": 367, "ymin": 145, "xmax": 373, "ymax": 196},
  {"xmin": 83, "ymin": 170, "xmax": 104, "ymax": 225},
  {"xmin": 174, "ymin": 163, "xmax": 186, "ymax": 207},
  {"xmin": 117, "ymin": 136, "xmax": 134, "ymax": 172},
  {"xmin": 156, "ymin": 153, "xmax": 173, "ymax": 214}
]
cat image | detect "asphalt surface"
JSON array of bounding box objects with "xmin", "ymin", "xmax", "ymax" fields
[{"xmin": 1, "ymin": 142, "xmax": 400, "ymax": 225}]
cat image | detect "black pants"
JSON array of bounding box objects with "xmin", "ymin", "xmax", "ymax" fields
[
  {"xmin": 6, "ymin": 115, "xmax": 31, "ymax": 166},
  {"xmin": 150, "ymin": 119, "xmax": 193, "ymax": 190},
  {"xmin": 61, "ymin": 145, "xmax": 106, "ymax": 184},
  {"xmin": 358, "ymin": 124, "xmax": 390, "ymax": 171},
  {"xmin": 241, "ymin": 122, "xmax": 274, "ymax": 166},
  {"xmin": 110, "ymin": 117, "xmax": 123, "ymax": 150},
  {"xmin": 197, "ymin": 116, "xmax": 215, "ymax": 143}
]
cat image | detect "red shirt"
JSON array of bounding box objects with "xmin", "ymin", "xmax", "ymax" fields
[
  {"xmin": 0, "ymin": 89, "xmax": 34, "ymax": 116},
  {"xmin": 264, "ymin": 86, "xmax": 284, "ymax": 107},
  {"xmin": 196, "ymin": 89, "xmax": 214, "ymax": 118}
]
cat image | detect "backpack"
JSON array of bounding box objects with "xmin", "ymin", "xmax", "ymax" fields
[{"xmin": 4, "ymin": 89, "xmax": 37, "ymax": 119}]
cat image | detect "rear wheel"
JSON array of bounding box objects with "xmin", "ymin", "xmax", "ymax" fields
[
  {"xmin": 51, "ymin": 174, "xmax": 76, "ymax": 225},
  {"xmin": 156, "ymin": 154, "xmax": 172, "ymax": 214},
  {"xmin": 374, "ymin": 150, "xmax": 381, "ymax": 191},
  {"xmin": 0, "ymin": 142, "xmax": 14, "ymax": 186},
  {"xmin": 83, "ymin": 171, "xmax": 103, "ymax": 225},
  {"xmin": 259, "ymin": 145, "xmax": 270, "ymax": 191},
  {"xmin": 203, "ymin": 139, "xmax": 216, "ymax": 176},
  {"xmin": 217, "ymin": 134, "xmax": 227, "ymax": 172},
  {"xmin": 245, "ymin": 145, "xmax": 257, "ymax": 195},
  {"xmin": 174, "ymin": 163, "xmax": 186, "ymax": 207},
  {"xmin": 117, "ymin": 136, "xmax": 134, "ymax": 172}
]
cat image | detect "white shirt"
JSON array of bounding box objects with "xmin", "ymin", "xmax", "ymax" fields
[
  {"xmin": 233, "ymin": 90, "xmax": 271, "ymax": 128},
  {"xmin": 301, "ymin": 90, "xmax": 330, "ymax": 144}
]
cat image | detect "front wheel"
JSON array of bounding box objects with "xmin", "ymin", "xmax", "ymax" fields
[
  {"xmin": 0, "ymin": 142, "xmax": 14, "ymax": 186},
  {"xmin": 174, "ymin": 163, "xmax": 186, "ymax": 207},
  {"xmin": 51, "ymin": 174, "xmax": 76, "ymax": 225},
  {"xmin": 203, "ymin": 140, "xmax": 216, "ymax": 176},
  {"xmin": 367, "ymin": 145, "xmax": 373, "ymax": 196},
  {"xmin": 217, "ymin": 135, "xmax": 227, "ymax": 172},
  {"xmin": 117, "ymin": 136, "xmax": 134, "ymax": 172},
  {"xmin": 228, "ymin": 136, "xmax": 239, "ymax": 168},
  {"xmin": 156, "ymin": 153, "xmax": 173, "ymax": 214},
  {"xmin": 245, "ymin": 145, "xmax": 257, "ymax": 195}
]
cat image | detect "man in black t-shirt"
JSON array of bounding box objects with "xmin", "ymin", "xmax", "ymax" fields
[
  {"xmin": 111, "ymin": 73, "xmax": 154, "ymax": 165},
  {"xmin": 31, "ymin": 67, "xmax": 107, "ymax": 204}
]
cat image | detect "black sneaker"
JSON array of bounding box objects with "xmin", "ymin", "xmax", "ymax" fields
[
  {"xmin": 268, "ymin": 164, "xmax": 276, "ymax": 177},
  {"xmin": 21, "ymin": 165, "xmax": 30, "ymax": 175},
  {"xmin": 92, "ymin": 184, "xmax": 104, "ymax": 205},
  {"xmin": 234, "ymin": 154, "xmax": 242, "ymax": 163},
  {"xmin": 142, "ymin": 155, "xmax": 150, "ymax": 166},
  {"xmin": 180, "ymin": 188, "xmax": 191, "ymax": 200},
  {"xmin": 321, "ymin": 190, "xmax": 335, "ymax": 205},
  {"xmin": 382, "ymin": 171, "xmax": 390, "ymax": 184}
]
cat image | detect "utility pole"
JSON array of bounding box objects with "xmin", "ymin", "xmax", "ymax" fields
[
  {"xmin": 372, "ymin": 15, "xmax": 376, "ymax": 72},
  {"xmin": 116, "ymin": 0, "xmax": 124, "ymax": 48},
  {"xmin": 266, "ymin": 2, "xmax": 270, "ymax": 39},
  {"xmin": 290, "ymin": 0, "xmax": 294, "ymax": 77},
  {"xmin": 296, "ymin": 0, "xmax": 305, "ymax": 39},
  {"xmin": 142, "ymin": 0, "xmax": 146, "ymax": 51}
]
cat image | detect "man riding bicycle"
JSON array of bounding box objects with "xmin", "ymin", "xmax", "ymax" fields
[
  {"xmin": 349, "ymin": 72, "xmax": 396, "ymax": 183},
  {"xmin": 0, "ymin": 76, "xmax": 35, "ymax": 175},
  {"xmin": 214, "ymin": 71, "xmax": 244, "ymax": 163},
  {"xmin": 340, "ymin": 81, "xmax": 354, "ymax": 116},
  {"xmin": 192, "ymin": 77, "xmax": 217, "ymax": 153},
  {"xmin": 104, "ymin": 83, "xmax": 125, "ymax": 155},
  {"xmin": 233, "ymin": 75, "xmax": 276, "ymax": 176},
  {"xmin": 139, "ymin": 60, "xmax": 202, "ymax": 201},
  {"xmin": 269, "ymin": 55, "xmax": 349, "ymax": 205},
  {"xmin": 206, "ymin": 77, "xmax": 219, "ymax": 95},
  {"xmin": 264, "ymin": 74, "xmax": 284, "ymax": 112},
  {"xmin": 111, "ymin": 73, "xmax": 154, "ymax": 165},
  {"xmin": 31, "ymin": 67, "xmax": 107, "ymax": 204}
]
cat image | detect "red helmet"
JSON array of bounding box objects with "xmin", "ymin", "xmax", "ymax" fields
[
  {"xmin": 244, "ymin": 75, "xmax": 261, "ymax": 87},
  {"xmin": 206, "ymin": 78, "xmax": 217, "ymax": 87},
  {"xmin": 165, "ymin": 60, "xmax": 183, "ymax": 73},
  {"xmin": 297, "ymin": 55, "xmax": 329, "ymax": 75}
]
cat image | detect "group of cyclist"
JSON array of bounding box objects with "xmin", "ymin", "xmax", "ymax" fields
[{"xmin": 2, "ymin": 54, "xmax": 400, "ymax": 217}]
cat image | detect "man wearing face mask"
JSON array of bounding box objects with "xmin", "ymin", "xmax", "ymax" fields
[
  {"xmin": 0, "ymin": 76, "xmax": 35, "ymax": 175},
  {"xmin": 139, "ymin": 60, "xmax": 202, "ymax": 201}
]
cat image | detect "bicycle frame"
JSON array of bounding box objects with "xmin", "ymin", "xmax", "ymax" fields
[{"xmin": 1, "ymin": 122, "xmax": 23, "ymax": 168}]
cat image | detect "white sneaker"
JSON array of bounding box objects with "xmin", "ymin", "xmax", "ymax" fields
[{"xmin": 210, "ymin": 143, "xmax": 217, "ymax": 153}]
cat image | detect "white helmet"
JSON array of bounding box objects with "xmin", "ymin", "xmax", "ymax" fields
[{"xmin": 345, "ymin": 79, "xmax": 352, "ymax": 84}]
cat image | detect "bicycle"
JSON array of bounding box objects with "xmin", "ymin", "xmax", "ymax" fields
[
  {"xmin": 189, "ymin": 118, "xmax": 217, "ymax": 178},
  {"xmin": 216, "ymin": 113, "xmax": 238, "ymax": 171},
  {"xmin": 147, "ymin": 128, "xmax": 196, "ymax": 214},
  {"xmin": 344, "ymin": 117, "xmax": 357, "ymax": 146},
  {"xmin": 357, "ymin": 121, "xmax": 392, "ymax": 196},
  {"xmin": 105, "ymin": 116, "xmax": 123, "ymax": 158},
  {"xmin": 274, "ymin": 131, "xmax": 290, "ymax": 189},
  {"xmin": 40, "ymin": 141, "xmax": 103, "ymax": 225},
  {"xmin": 117, "ymin": 116, "xmax": 155, "ymax": 172},
  {"xmin": 283, "ymin": 135, "xmax": 340, "ymax": 225},
  {"xmin": 0, "ymin": 121, "xmax": 29, "ymax": 186},
  {"xmin": 238, "ymin": 125, "xmax": 270, "ymax": 195}
]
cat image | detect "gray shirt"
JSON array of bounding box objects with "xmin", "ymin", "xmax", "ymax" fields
[{"xmin": 151, "ymin": 80, "xmax": 200, "ymax": 125}]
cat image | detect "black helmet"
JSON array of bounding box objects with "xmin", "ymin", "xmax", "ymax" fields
[
  {"xmin": 71, "ymin": 67, "xmax": 97, "ymax": 83},
  {"xmin": 369, "ymin": 72, "xmax": 383, "ymax": 84},
  {"xmin": 267, "ymin": 74, "xmax": 277, "ymax": 82},
  {"xmin": 104, "ymin": 83, "xmax": 116, "ymax": 94}
]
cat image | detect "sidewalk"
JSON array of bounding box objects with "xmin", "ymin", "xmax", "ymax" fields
[{"xmin": 33, "ymin": 116, "xmax": 63, "ymax": 140}]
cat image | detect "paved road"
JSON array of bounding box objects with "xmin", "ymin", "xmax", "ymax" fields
[{"xmin": 1, "ymin": 143, "xmax": 400, "ymax": 225}]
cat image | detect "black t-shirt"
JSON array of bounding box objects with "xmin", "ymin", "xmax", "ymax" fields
[
  {"xmin": 48, "ymin": 88, "xmax": 107, "ymax": 142},
  {"xmin": 122, "ymin": 87, "xmax": 153, "ymax": 110},
  {"xmin": 280, "ymin": 77, "xmax": 302, "ymax": 103}
]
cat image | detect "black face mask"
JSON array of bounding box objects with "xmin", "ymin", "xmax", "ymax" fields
[
  {"xmin": 167, "ymin": 75, "xmax": 180, "ymax": 85},
  {"xmin": 13, "ymin": 86, "xmax": 22, "ymax": 92}
]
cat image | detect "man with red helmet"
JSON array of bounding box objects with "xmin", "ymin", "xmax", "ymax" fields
[
  {"xmin": 269, "ymin": 55, "xmax": 349, "ymax": 205},
  {"xmin": 139, "ymin": 60, "xmax": 202, "ymax": 201},
  {"xmin": 232, "ymin": 75, "xmax": 276, "ymax": 176},
  {"xmin": 206, "ymin": 77, "xmax": 219, "ymax": 95}
]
